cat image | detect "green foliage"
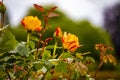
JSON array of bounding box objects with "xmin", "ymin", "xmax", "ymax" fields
[
  {"xmin": 55, "ymin": 61, "xmax": 68, "ymax": 73},
  {"xmin": 10, "ymin": 8, "xmax": 113, "ymax": 56},
  {"xmin": 0, "ymin": 2, "xmax": 6, "ymax": 14},
  {"xmin": 29, "ymin": 41, "xmax": 35, "ymax": 49},
  {"xmin": 33, "ymin": 63, "xmax": 44, "ymax": 71},
  {"xmin": 0, "ymin": 4, "xmax": 116, "ymax": 80},
  {"xmin": 15, "ymin": 42, "xmax": 30, "ymax": 57},
  {"xmin": 42, "ymin": 49, "xmax": 51, "ymax": 59},
  {"xmin": 85, "ymin": 56, "xmax": 95, "ymax": 63},
  {"xmin": 8, "ymin": 26, "xmax": 27, "ymax": 42},
  {"xmin": 25, "ymin": 8, "xmax": 113, "ymax": 60},
  {"xmin": 0, "ymin": 29, "xmax": 17, "ymax": 53},
  {"xmin": 61, "ymin": 52, "xmax": 73, "ymax": 59}
]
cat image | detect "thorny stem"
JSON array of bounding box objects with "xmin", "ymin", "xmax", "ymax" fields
[
  {"xmin": 68, "ymin": 63, "xmax": 72, "ymax": 80},
  {"xmin": 100, "ymin": 49, "xmax": 106, "ymax": 60},
  {"xmin": 24, "ymin": 66, "xmax": 33, "ymax": 80},
  {"xmin": 36, "ymin": 38, "xmax": 41, "ymax": 54},
  {"xmin": 0, "ymin": 10, "xmax": 5, "ymax": 36},
  {"xmin": 58, "ymin": 50, "xmax": 64, "ymax": 59},
  {"xmin": 41, "ymin": 65, "xmax": 54, "ymax": 80},
  {"xmin": 0, "ymin": 69, "xmax": 11, "ymax": 80},
  {"xmin": 53, "ymin": 42, "xmax": 57, "ymax": 58},
  {"xmin": 0, "ymin": 13, "xmax": 4, "ymax": 28},
  {"xmin": 27, "ymin": 32, "xmax": 31, "ymax": 47},
  {"xmin": 94, "ymin": 60, "xmax": 104, "ymax": 79},
  {"xmin": 0, "ymin": 0, "xmax": 5, "ymax": 28},
  {"xmin": 94, "ymin": 49, "xmax": 106, "ymax": 78},
  {"xmin": 5, "ymin": 70, "xmax": 11, "ymax": 80},
  {"xmin": 41, "ymin": 69, "xmax": 49, "ymax": 80},
  {"xmin": 36, "ymin": 15, "xmax": 48, "ymax": 55}
]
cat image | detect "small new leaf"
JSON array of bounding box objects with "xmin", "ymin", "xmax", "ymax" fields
[
  {"xmin": 33, "ymin": 4, "xmax": 44, "ymax": 12},
  {"xmin": 48, "ymin": 13, "xmax": 60, "ymax": 18},
  {"xmin": 76, "ymin": 53, "xmax": 84, "ymax": 59},
  {"xmin": 85, "ymin": 56, "xmax": 95, "ymax": 64},
  {"xmin": 48, "ymin": 6, "xmax": 57, "ymax": 14}
]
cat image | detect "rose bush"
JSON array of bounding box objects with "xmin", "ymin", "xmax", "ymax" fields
[{"xmin": 0, "ymin": 2, "xmax": 116, "ymax": 80}]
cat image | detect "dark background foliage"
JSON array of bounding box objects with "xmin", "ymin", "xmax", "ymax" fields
[{"xmin": 104, "ymin": 2, "xmax": 120, "ymax": 59}]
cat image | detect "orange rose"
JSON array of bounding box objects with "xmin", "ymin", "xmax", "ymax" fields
[
  {"xmin": 61, "ymin": 32, "xmax": 80, "ymax": 52},
  {"xmin": 54, "ymin": 27, "xmax": 62, "ymax": 38},
  {"xmin": 21, "ymin": 16, "xmax": 42, "ymax": 32}
]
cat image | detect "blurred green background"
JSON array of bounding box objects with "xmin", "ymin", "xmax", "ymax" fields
[{"xmin": 0, "ymin": 0, "xmax": 119, "ymax": 78}]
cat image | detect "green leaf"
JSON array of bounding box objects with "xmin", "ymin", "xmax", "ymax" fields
[
  {"xmin": 29, "ymin": 41, "xmax": 35, "ymax": 49},
  {"xmin": 2, "ymin": 56, "xmax": 10, "ymax": 61},
  {"xmin": 0, "ymin": 69, "xmax": 6, "ymax": 80},
  {"xmin": 16, "ymin": 43, "xmax": 30, "ymax": 57},
  {"xmin": 0, "ymin": 29, "xmax": 17, "ymax": 53},
  {"xmin": 0, "ymin": 65, "xmax": 5, "ymax": 70},
  {"xmin": 46, "ymin": 45, "xmax": 55, "ymax": 49},
  {"xmin": 42, "ymin": 50, "xmax": 51, "ymax": 59},
  {"xmin": 76, "ymin": 53, "xmax": 84, "ymax": 59},
  {"xmin": 46, "ymin": 45, "xmax": 62, "ymax": 49},
  {"xmin": 14, "ymin": 70, "xmax": 23, "ymax": 77},
  {"xmin": 45, "ymin": 72, "xmax": 53, "ymax": 80},
  {"xmin": 25, "ymin": 54, "xmax": 35, "ymax": 61},
  {"xmin": 85, "ymin": 56, "xmax": 95, "ymax": 64},
  {"xmin": 61, "ymin": 52, "xmax": 73, "ymax": 59},
  {"xmin": 43, "ymin": 60, "xmax": 54, "ymax": 69},
  {"xmin": 33, "ymin": 63, "xmax": 43, "ymax": 71},
  {"xmin": 55, "ymin": 61, "xmax": 67, "ymax": 73}
]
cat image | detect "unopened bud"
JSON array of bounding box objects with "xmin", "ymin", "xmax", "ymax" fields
[{"xmin": 54, "ymin": 27, "xmax": 62, "ymax": 38}]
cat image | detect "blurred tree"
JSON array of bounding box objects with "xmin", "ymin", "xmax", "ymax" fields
[{"xmin": 104, "ymin": 2, "xmax": 120, "ymax": 59}]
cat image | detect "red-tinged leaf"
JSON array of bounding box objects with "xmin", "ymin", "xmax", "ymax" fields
[
  {"xmin": 103, "ymin": 56, "xmax": 107, "ymax": 63},
  {"xmin": 103, "ymin": 54, "xmax": 116, "ymax": 66},
  {"xmin": 45, "ymin": 38, "xmax": 53, "ymax": 43},
  {"xmin": 48, "ymin": 6, "xmax": 57, "ymax": 14},
  {"xmin": 33, "ymin": 4, "xmax": 44, "ymax": 12},
  {"xmin": 107, "ymin": 54, "xmax": 116, "ymax": 66},
  {"xmin": 73, "ymin": 62, "xmax": 88, "ymax": 76},
  {"xmin": 43, "ymin": 38, "xmax": 53, "ymax": 46},
  {"xmin": 48, "ymin": 13, "xmax": 60, "ymax": 18}
]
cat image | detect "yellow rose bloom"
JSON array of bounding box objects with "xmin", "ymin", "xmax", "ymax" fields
[
  {"xmin": 61, "ymin": 32, "xmax": 80, "ymax": 52},
  {"xmin": 21, "ymin": 16, "xmax": 42, "ymax": 32}
]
